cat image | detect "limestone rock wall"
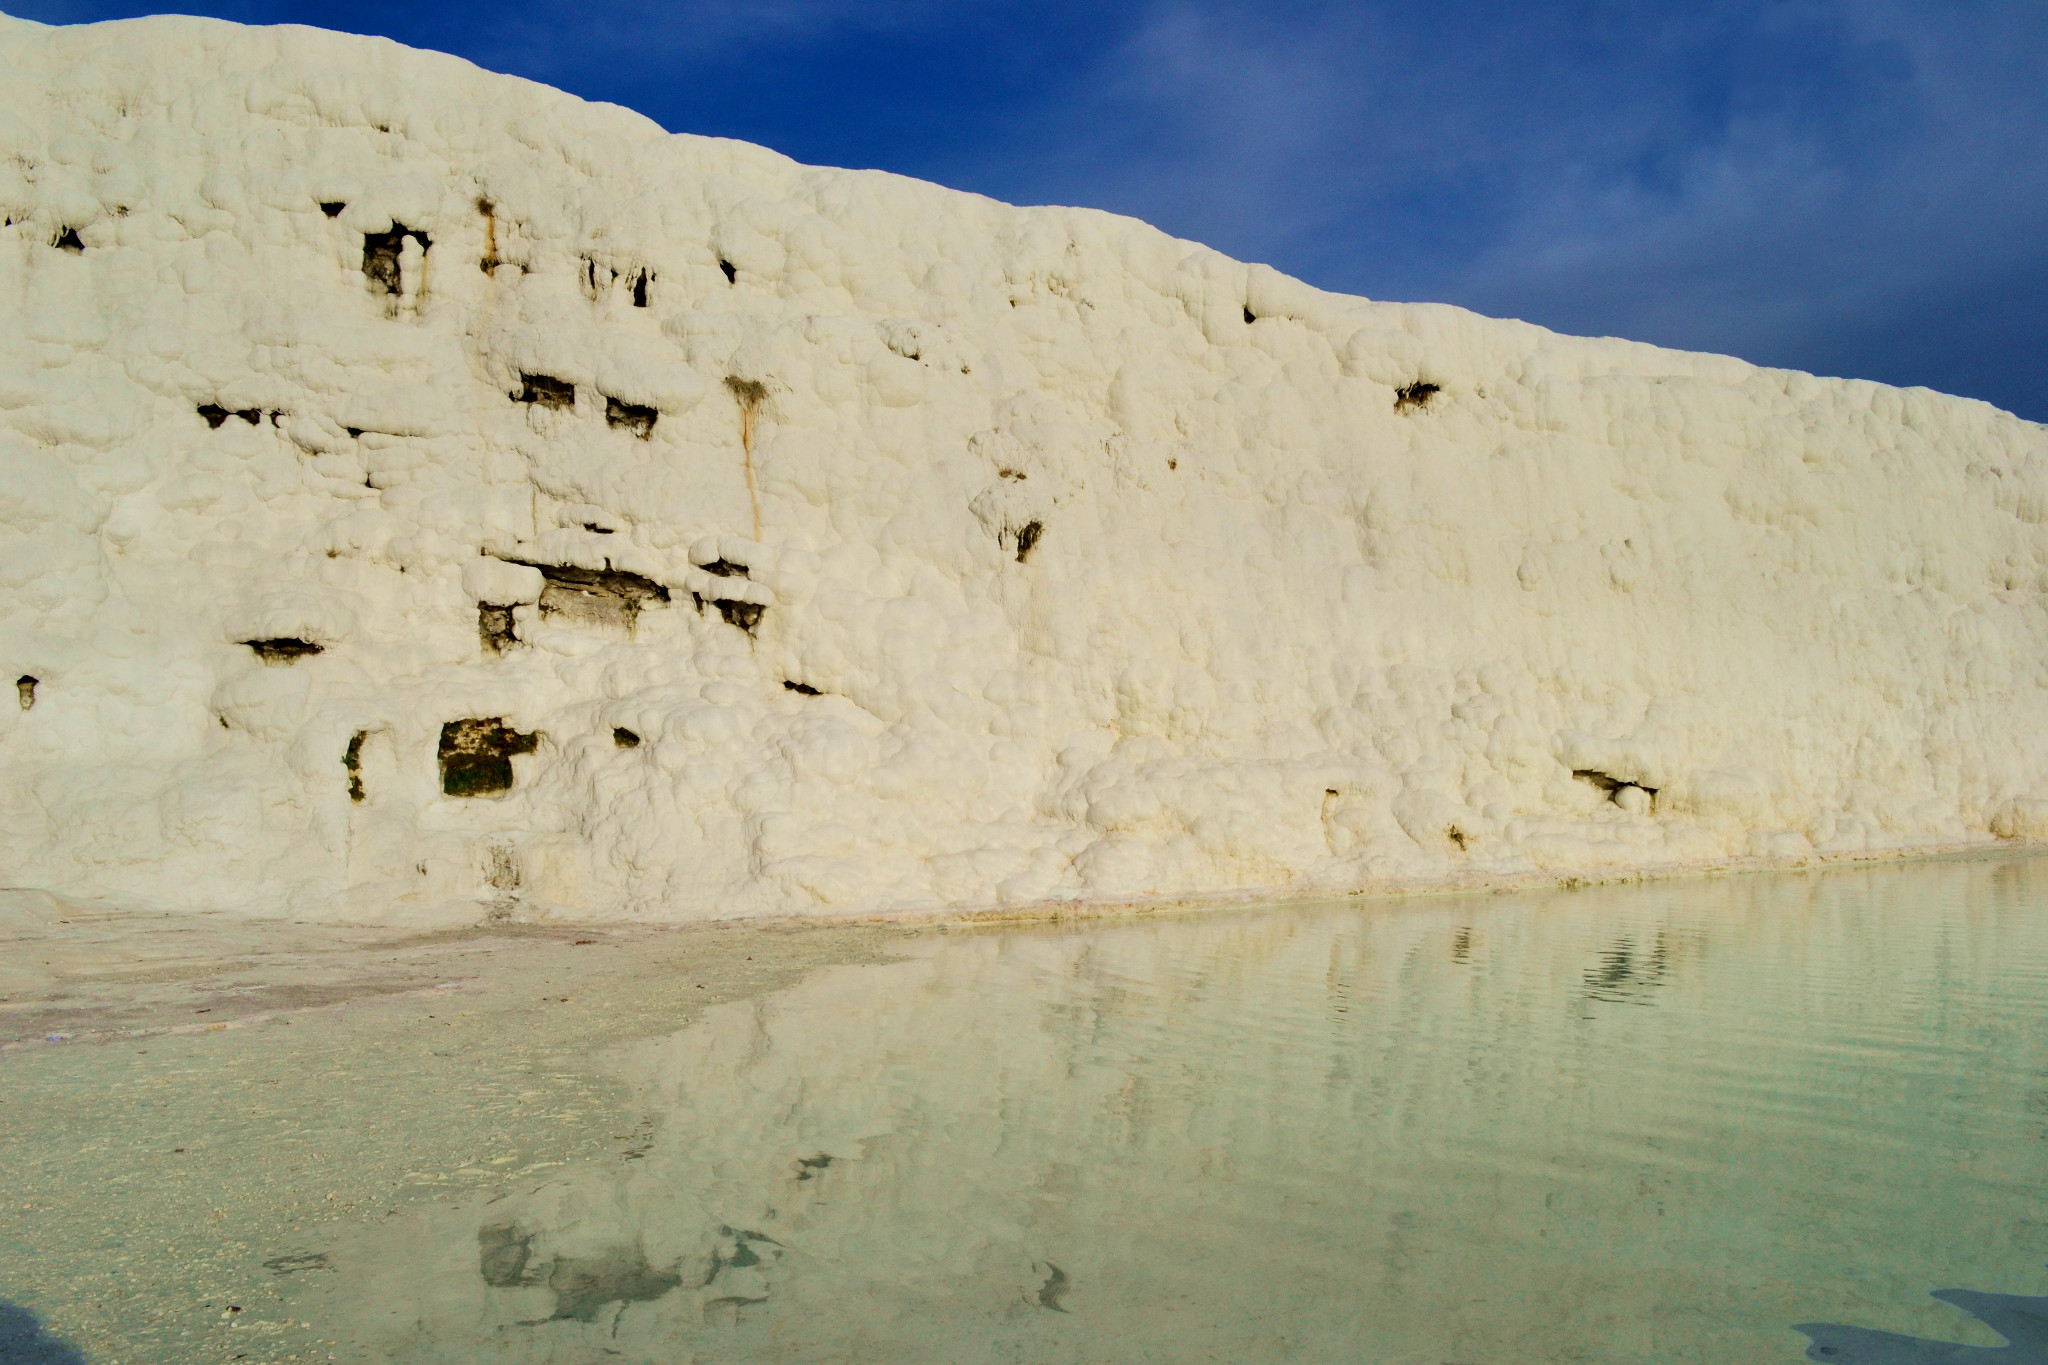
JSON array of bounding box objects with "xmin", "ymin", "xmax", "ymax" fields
[{"xmin": 1, "ymin": 15, "xmax": 2044, "ymax": 921}]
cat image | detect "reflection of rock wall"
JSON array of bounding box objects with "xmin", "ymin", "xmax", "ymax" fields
[
  {"xmin": 2, "ymin": 19, "xmax": 2047, "ymax": 922},
  {"xmin": 309, "ymin": 856, "xmax": 2048, "ymax": 1361}
]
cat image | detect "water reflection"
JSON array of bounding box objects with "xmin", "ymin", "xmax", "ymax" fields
[{"xmin": 291, "ymin": 856, "xmax": 2048, "ymax": 1362}]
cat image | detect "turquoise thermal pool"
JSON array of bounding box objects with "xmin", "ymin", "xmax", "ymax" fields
[{"xmin": 5, "ymin": 853, "xmax": 2047, "ymax": 1363}]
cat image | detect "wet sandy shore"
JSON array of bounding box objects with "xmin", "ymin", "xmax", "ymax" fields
[{"xmin": 0, "ymin": 890, "xmax": 906, "ymax": 1364}]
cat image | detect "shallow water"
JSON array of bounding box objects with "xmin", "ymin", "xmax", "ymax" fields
[{"xmin": 7, "ymin": 855, "xmax": 2048, "ymax": 1363}]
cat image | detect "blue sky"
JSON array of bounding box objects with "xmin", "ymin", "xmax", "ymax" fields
[{"xmin": 15, "ymin": 0, "xmax": 2047, "ymax": 420}]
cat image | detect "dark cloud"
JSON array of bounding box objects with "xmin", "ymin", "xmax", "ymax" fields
[{"xmin": 12, "ymin": 0, "xmax": 2045, "ymax": 418}]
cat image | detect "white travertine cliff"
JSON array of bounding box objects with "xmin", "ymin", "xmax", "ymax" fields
[{"xmin": 1, "ymin": 15, "xmax": 2044, "ymax": 922}]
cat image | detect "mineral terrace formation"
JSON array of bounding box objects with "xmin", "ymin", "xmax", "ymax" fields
[{"xmin": 1, "ymin": 17, "xmax": 2044, "ymax": 921}]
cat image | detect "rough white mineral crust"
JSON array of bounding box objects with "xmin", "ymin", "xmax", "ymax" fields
[{"xmin": 0, "ymin": 15, "xmax": 2043, "ymax": 922}]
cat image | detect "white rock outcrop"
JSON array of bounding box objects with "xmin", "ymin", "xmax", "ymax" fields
[{"xmin": 1, "ymin": 16, "xmax": 2044, "ymax": 922}]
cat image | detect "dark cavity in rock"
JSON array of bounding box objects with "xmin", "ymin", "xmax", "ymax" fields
[
  {"xmin": 510, "ymin": 561, "xmax": 669, "ymax": 631},
  {"xmin": 516, "ymin": 373, "xmax": 574, "ymax": 410},
  {"xmin": 581, "ymin": 522, "xmax": 613, "ymax": 534},
  {"xmin": 319, "ymin": 201, "xmax": 346, "ymax": 218},
  {"xmin": 438, "ymin": 718, "xmax": 539, "ymax": 798},
  {"xmin": 16, "ymin": 675, "xmax": 36, "ymax": 710},
  {"xmin": 362, "ymin": 224, "xmax": 429, "ymax": 296},
  {"xmin": 1243, "ymin": 305, "xmax": 1256, "ymax": 324},
  {"xmin": 198, "ymin": 404, "xmax": 229, "ymax": 429},
  {"xmin": 613, "ymin": 727, "xmax": 640, "ymax": 749},
  {"xmin": 782, "ymin": 680, "xmax": 819, "ymax": 696},
  {"xmin": 713, "ymin": 599, "xmax": 765, "ymax": 633},
  {"xmin": 794, "ymin": 1153, "xmax": 833, "ymax": 1179},
  {"xmin": 1394, "ymin": 381, "xmax": 1441, "ymax": 413},
  {"xmin": 53, "ymin": 226, "xmax": 83, "ymax": 253},
  {"xmin": 630, "ymin": 268, "xmax": 649, "ymax": 307},
  {"xmin": 1014, "ymin": 520, "xmax": 1043, "ymax": 563},
  {"xmin": 719, "ymin": 258, "xmax": 736, "ymax": 284},
  {"xmin": 343, "ymin": 731, "xmax": 366, "ymax": 803},
  {"xmin": 478, "ymin": 604, "xmax": 518, "ymax": 654},
  {"xmin": 1573, "ymin": 769, "xmax": 1658, "ymax": 803},
  {"xmin": 243, "ymin": 638, "xmax": 323, "ymax": 666},
  {"xmin": 697, "ymin": 558, "xmax": 748, "ymax": 579},
  {"xmin": 605, "ymin": 396, "xmax": 658, "ymax": 438}
]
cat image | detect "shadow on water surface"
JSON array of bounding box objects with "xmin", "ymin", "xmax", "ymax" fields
[
  {"xmin": 0, "ymin": 1299, "xmax": 87, "ymax": 1365},
  {"xmin": 1797, "ymin": 1276, "xmax": 2048, "ymax": 1361}
]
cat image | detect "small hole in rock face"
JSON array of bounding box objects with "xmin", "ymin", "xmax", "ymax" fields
[
  {"xmin": 1394, "ymin": 381, "xmax": 1441, "ymax": 413},
  {"xmin": 516, "ymin": 374, "xmax": 575, "ymax": 410},
  {"xmin": 605, "ymin": 396, "xmax": 658, "ymax": 438},
  {"xmin": 1446, "ymin": 825, "xmax": 1469, "ymax": 851},
  {"xmin": 438, "ymin": 718, "xmax": 539, "ymax": 798},
  {"xmin": 319, "ymin": 201, "xmax": 345, "ymax": 218},
  {"xmin": 612, "ymin": 727, "xmax": 640, "ymax": 749},
  {"xmin": 343, "ymin": 730, "xmax": 367, "ymax": 803},
  {"xmin": 198, "ymin": 403, "xmax": 229, "ymax": 429},
  {"xmin": 478, "ymin": 604, "xmax": 518, "ymax": 655},
  {"xmin": 630, "ymin": 269, "xmax": 649, "ymax": 307},
  {"xmin": 719, "ymin": 258, "xmax": 736, "ymax": 284},
  {"xmin": 1243, "ymin": 305, "xmax": 1256, "ymax": 324},
  {"xmin": 697, "ymin": 558, "xmax": 748, "ymax": 579},
  {"xmin": 362, "ymin": 225, "xmax": 429, "ymax": 296},
  {"xmin": 236, "ymin": 408, "xmax": 261, "ymax": 425},
  {"xmin": 344, "ymin": 426, "xmax": 363, "ymax": 438},
  {"xmin": 581, "ymin": 522, "xmax": 614, "ymax": 535},
  {"xmin": 1167, "ymin": 458, "xmax": 1178, "ymax": 470},
  {"xmin": 1573, "ymin": 769, "xmax": 1659, "ymax": 804},
  {"xmin": 782, "ymin": 680, "xmax": 819, "ymax": 695},
  {"xmin": 714, "ymin": 599, "xmax": 765, "ymax": 633},
  {"xmin": 1014, "ymin": 520, "xmax": 1043, "ymax": 563},
  {"xmin": 243, "ymin": 638, "xmax": 323, "ymax": 666},
  {"xmin": 53, "ymin": 227, "xmax": 84, "ymax": 253},
  {"xmin": 16, "ymin": 675, "xmax": 36, "ymax": 711}
]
